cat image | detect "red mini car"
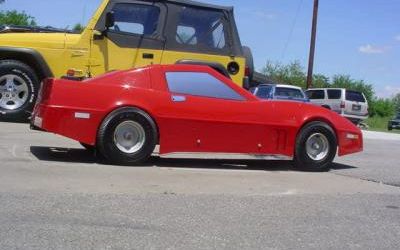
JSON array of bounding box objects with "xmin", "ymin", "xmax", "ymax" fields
[{"xmin": 31, "ymin": 65, "xmax": 362, "ymax": 171}]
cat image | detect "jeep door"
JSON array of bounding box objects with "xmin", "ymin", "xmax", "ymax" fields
[{"xmin": 89, "ymin": 0, "xmax": 166, "ymax": 76}]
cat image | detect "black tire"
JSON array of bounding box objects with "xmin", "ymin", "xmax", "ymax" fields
[
  {"xmin": 0, "ymin": 60, "xmax": 40, "ymax": 121},
  {"xmin": 242, "ymin": 46, "xmax": 254, "ymax": 80},
  {"xmin": 96, "ymin": 107, "xmax": 157, "ymax": 165},
  {"xmin": 388, "ymin": 126, "xmax": 393, "ymax": 131},
  {"xmin": 294, "ymin": 121, "xmax": 337, "ymax": 172}
]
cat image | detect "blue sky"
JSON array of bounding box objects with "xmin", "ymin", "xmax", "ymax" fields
[{"xmin": 1, "ymin": 0, "xmax": 399, "ymax": 97}]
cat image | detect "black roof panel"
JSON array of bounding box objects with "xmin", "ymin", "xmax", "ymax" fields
[{"xmin": 144, "ymin": 0, "xmax": 233, "ymax": 11}]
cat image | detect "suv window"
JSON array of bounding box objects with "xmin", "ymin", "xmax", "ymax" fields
[
  {"xmin": 254, "ymin": 86, "xmax": 273, "ymax": 99},
  {"xmin": 306, "ymin": 90, "xmax": 325, "ymax": 99},
  {"xmin": 110, "ymin": 4, "xmax": 160, "ymax": 36},
  {"xmin": 275, "ymin": 87, "xmax": 305, "ymax": 98},
  {"xmin": 346, "ymin": 90, "xmax": 365, "ymax": 103},
  {"xmin": 166, "ymin": 72, "xmax": 244, "ymax": 101},
  {"xmin": 327, "ymin": 89, "xmax": 342, "ymax": 99},
  {"xmin": 175, "ymin": 6, "xmax": 227, "ymax": 50}
]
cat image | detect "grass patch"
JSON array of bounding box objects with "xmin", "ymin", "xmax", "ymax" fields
[{"xmin": 366, "ymin": 116, "xmax": 400, "ymax": 133}]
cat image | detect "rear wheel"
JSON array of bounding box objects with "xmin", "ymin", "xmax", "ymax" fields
[
  {"xmin": 96, "ymin": 108, "xmax": 157, "ymax": 165},
  {"xmin": 294, "ymin": 121, "xmax": 337, "ymax": 171},
  {"xmin": 388, "ymin": 126, "xmax": 393, "ymax": 131},
  {"xmin": 0, "ymin": 60, "xmax": 39, "ymax": 121}
]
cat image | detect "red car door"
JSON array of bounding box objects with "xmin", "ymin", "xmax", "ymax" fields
[{"xmin": 154, "ymin": 68, "xmax": 274, "ymax": 156}]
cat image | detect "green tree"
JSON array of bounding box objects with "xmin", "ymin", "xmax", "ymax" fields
[
  {"xmin": 312, "ymin": 74, "xmax": 330, "ymax": 88},
  {"xmin": 262, "ymin": 61, "xmax": 306, "ymax": 88},
  {"xmin": 371, "ymin": 98, "xmax": 396, "ymax": 117},
  {"xmin": 0, "ymin": 9, "xmax": 36, "ymax": 26},
  {"xmin": 72, "ymin": 23, "xmax": 84, "ymax": 33},
  {"xmin": 392, "ymin": 93, "xmax": 400, "ymax": 113}
]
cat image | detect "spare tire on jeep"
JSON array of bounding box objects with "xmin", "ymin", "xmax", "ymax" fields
[{"xmin": 242, "ymin": 46, "xmax": 254, "ymax": 81}]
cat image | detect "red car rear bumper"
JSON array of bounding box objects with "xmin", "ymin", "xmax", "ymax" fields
[{"xmin": 31, "ymin": 104, "xmax": 103, "ymax": 146}]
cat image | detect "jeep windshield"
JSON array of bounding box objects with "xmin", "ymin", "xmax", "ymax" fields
[
  {"xmin": 0, "ymin": 0, "xmax": 102, "ymax": 34},
  {"xmin": 0, "ymin": 25, "xmax": 76, "ymax": 34}
]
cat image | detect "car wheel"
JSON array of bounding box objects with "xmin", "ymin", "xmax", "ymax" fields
[
  {"xmin": 388, "ymin": 126, "xmax": 393, "ymax": 131},
  {"xmin": 294, "ymin": 121, "xmax": 337, "ymax": 171},
  {"xmin": 0, "ymin": 60, "xmax": 39, "ymax": 121},
  {"xmin": 96, "ymin": 108, "xmax": 157, "ymax": 165}
]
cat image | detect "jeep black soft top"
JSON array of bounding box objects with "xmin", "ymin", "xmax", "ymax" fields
[{"xmin": 144, "ymin": 0, "xmax": 233, "ymax": 11}]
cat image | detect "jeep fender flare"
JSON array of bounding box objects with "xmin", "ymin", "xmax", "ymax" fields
[{"xmin": 0, "ymin": 46, "xmax": 53, "ymax": 79}]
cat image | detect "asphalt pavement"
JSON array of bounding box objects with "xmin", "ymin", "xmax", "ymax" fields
[{"xmin": 0, "ymin": 122, "xmax": 399, "ymax": 249}]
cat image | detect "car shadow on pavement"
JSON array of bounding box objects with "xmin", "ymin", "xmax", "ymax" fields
[
  {"xmin": 30, "ymin": 146, "xmax": 98, "ymax": 164},
  {"xmin": 30, "ymin": 146, "xmax": 357, "ymax": 172}
]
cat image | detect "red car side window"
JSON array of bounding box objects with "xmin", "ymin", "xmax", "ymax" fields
[{"xmin": 165, "ymin": 72, "xmax": 245, "ymax": 101}]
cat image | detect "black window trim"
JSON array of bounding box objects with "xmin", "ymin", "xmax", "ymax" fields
[
  {"xmin": 94, "ymin": 0, "xmax": 167, "ymax": 49},
  {"xmin": 307, "ymin": 89, "xmax": 325, "ymax": 99},
  {"xmin": 164, "ymin": 3, "xmax": 237, "ymax": 56}
]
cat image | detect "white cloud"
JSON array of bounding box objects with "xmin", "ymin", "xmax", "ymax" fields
[
  {"xmin": 359, "ymin": 44, "xmax": 387, "ymax": 54},
  {"xmin": 376, "ymin": 85, "xmax": 400, "ymax": 98},
  {"xmin": 254, "ymin": 11, "xmax": 276, "ymax": 20},
  {"xmin": 395, "ymin": 35, "xmax": 400, "ymax": 41}
]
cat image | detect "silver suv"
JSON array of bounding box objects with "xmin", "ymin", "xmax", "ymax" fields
[{"xmin": 305, "ymin": 88, "xmax": 369, "ymax": 124}]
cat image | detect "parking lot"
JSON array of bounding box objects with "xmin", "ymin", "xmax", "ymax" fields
[{"xmin": 0, "ymin": 121, "xmax": 400, "ymax": 249}]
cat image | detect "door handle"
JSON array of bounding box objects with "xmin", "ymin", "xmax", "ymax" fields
[
  {"xmin": 172, "ymin": 95, "xmax": 186, "ymax": 102},
  {"xmin": 142, "ymin": 53, "xmax": 154, "ymax": 59},
  {"xmin": 71, "ymin": 50, "xmax": 85, "ymax": 57}
]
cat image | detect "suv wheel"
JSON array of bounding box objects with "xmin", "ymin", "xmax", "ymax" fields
[{"xmin": 0, "ymin": 60, "xmax": 39, "ymax": 121}]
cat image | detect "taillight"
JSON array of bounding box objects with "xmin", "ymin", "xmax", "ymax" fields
[
  {"xmin": 39, "ymin": 78, "xmax": 54, "ymax": 103},
  {"xmin": 245, "ymin": 66, "xmax": 250, "ymax": 77},
  {"xmin": 340, "ymin": 101, "xmax": 345, "ymax": 109}
]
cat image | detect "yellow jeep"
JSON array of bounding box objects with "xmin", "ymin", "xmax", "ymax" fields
[{"xmin": 0, "ymin": 0, "xmax": 253, "ymax": 120}]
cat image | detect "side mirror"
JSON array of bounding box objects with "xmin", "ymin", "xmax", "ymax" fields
[
  {"xmin": 105, "ymin": 11, "xmax": 115, "ymax": 29},
  {"xmin": 93, "ymin": 30, "xmax": 104, "ymax": 40}
]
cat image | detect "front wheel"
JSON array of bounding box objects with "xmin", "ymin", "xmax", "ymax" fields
[
  {"xmin": 294, "ymin": 121, "xmax": 337, "ymax": 171},
  {"xmin": 96, "ymin": 108, "xmax": 157, "ymax": 165}
]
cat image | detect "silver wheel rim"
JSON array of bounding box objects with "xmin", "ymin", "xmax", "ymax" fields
[
  {"xmin": 305, "ymin": 133, "xmax": 330, "ymax": 161},
  {"xmin": 113, "ymin": 121, "xmax": 146, "ymax": 154},
  {"xmin": 0, "ymin": 74, "xmax": 29, "ymax": 110}
]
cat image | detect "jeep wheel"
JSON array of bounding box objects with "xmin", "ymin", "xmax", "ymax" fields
[{"xmin": 0, "ymin": 60, "xmax": 39, "ymax": 121}]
